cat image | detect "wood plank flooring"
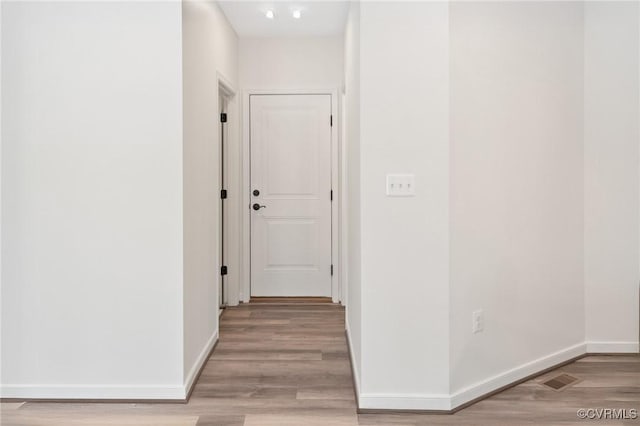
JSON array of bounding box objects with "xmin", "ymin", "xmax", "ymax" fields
[{"xmin": 2, "ymin": 304, "xmax": 639, "ymax": 425}]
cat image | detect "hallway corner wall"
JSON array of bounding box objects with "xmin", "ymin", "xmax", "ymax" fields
[
  {"xmin": 182, "ymin": 0, "xmax": 239, "ymax": 391},
  {"xmin": 343, "ymin": 0, "xmax": 362, "ymax": 397},
  {"xmin": 1, "ymin": 0, "xmax": 185, "ymax": 398},
  {"xmin": 357, "ymin": 1, "xmax": 451, "ymax": 409}
]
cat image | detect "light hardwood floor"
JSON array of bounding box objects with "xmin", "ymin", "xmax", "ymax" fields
[{"xmin": 2, "ymin": 304, "xmax": 639, "ymax": 425}]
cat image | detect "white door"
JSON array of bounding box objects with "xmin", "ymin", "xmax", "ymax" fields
[{"xmin": 250, "ymin": 94, "xmax": 332, "ymax": 297}]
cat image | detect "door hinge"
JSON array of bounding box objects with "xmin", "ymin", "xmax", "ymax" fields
[
  {"xmin": 330, "ymin": 190, "xmax": 333, "ymax": 201},
  {"xmin": 221, "ymin": 265, "xmax": 228, "ymax": 276},
  {"xmin": 221, "ymin": 189, "xmax": 227, "ymax": 199},
  {"xmin": 331, "ymin": 264, "xmax": 334, "ymax": 276},
  {"xmin": 220, "ymin": 113, "xmax": 227, "ymax": 123},
  {"xmin": 330, "ymin": 115, "xmax": 333, "ymax": 127}
]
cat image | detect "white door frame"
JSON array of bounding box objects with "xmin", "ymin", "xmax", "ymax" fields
[
  {"xmin": 241, "ymin": 89, "xmax": 341, "ymax": 303},
  {"xmin": 217, "ymin": 72, "xmax": 240, "ymax": 307}
]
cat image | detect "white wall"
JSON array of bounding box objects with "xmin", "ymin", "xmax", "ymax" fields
[
  {"xmin": 357, "ymin": 1, "xmax": 451, "ymax": 409},
  {"xmin": 239, "ymin": 36, "xmax": 343, "ymax": 90},
  {"xmin": 449, "ymin": 1, "xmax": 585, "ymax": 403},
  {"xmin": 1, "ymin": 1, "xmax": 184, "ymax": 398},
  {"xmin": 181, "ymin": 0, "xmax": 238, "ymax": 389},
  {"xmin": 345, "ymin": 0, "xmax": 639, "ymax": 412},
  {"xmin": 2, "ymin": 0, "xmax": 638, "ymax": 406},
  {"xmin": 343, "ymin": 0, "xmax": 362, "ymax": 395},
  {"xmin": 584, "ymin": 1, "xmax": 640, "ymax": 352}
]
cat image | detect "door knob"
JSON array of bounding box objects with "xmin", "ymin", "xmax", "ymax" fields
[{"xmin": 252, "ymin": 203, "xmax": 266, "ymax": 211}]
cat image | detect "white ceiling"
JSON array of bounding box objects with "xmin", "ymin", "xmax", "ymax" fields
[{"xmin": 218, "ymin": 1, "xmax": 350, "ymax": 37}]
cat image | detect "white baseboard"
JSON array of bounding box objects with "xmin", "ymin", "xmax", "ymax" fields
[
  {"xmin": 1, "ymin": 331, "xmax": 219, "ymax": 401},
  {"xmin": 349, "ymin": 339, "xmax": 639, "ymax": 412},
  {"xmin": 345, "ymin": 320, "xmax": 452, "ymax": 411},
  {"xmin": 449, "ymin": 342, "xmax": 586, "ymax": 410},
  {"xmin": 586, "ymin": 341, "xmax": 639, "ymax": 353},
  {"xmin": 354, "ymin": 343, "xmax": 588, "ymax": 411},
  {"xmin": 349, "ymin": 342, "xmax": 588, "ymax": 411},
  {"xmin": 358, "ymin": 393, "xmax": 451, "ymax": 411},
  {"xmin": 0, "ymin": 384, "xmax": 185, "ymax": 400},
  {"xmin": 183, "ymin": 330, "xmax": 218, "ymax": 398},
  {"xmin": 3, "ymin": 338, "xmax": 635, "ymax": 403},
  {"xmin": 345, "ymin": 320, "xmax": 360, "ymax": 404}
]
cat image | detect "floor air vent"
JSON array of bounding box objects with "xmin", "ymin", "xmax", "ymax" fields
[{"xmin": 541, "ymin": 373, "xmax": 580, "ymax": 391}]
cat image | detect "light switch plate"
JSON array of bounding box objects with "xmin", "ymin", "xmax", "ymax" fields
[{"xmin": 386, "ymin": 174, "xmax": 415, "ymax": 197}]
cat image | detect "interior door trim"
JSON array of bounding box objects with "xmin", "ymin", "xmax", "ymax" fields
[{"xmin": 241, "ymin": 89, "xmax": 341, "ymax": 304}]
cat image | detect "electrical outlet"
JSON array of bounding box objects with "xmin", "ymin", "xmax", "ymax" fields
[
  {"xmin": 472, "ymin": 310, "xmax": 484, "ymax": 334},
  {"xmin": 386, "ymin": 174, "xmax": 415, "ymax": 197}
]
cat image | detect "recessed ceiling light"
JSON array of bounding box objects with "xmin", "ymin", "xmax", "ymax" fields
[
  {"xmin": 292, "ymin": 10, "xmax": 301, "ymax": 19},
  {"xmin": 265, "ymin": 10, "xmax": 274, "ymax": 19}
]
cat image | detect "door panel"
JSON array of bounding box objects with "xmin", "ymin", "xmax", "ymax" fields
[{"xmin": 250, "ymin": 94, "xmax": 332, "ymax": 297}]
